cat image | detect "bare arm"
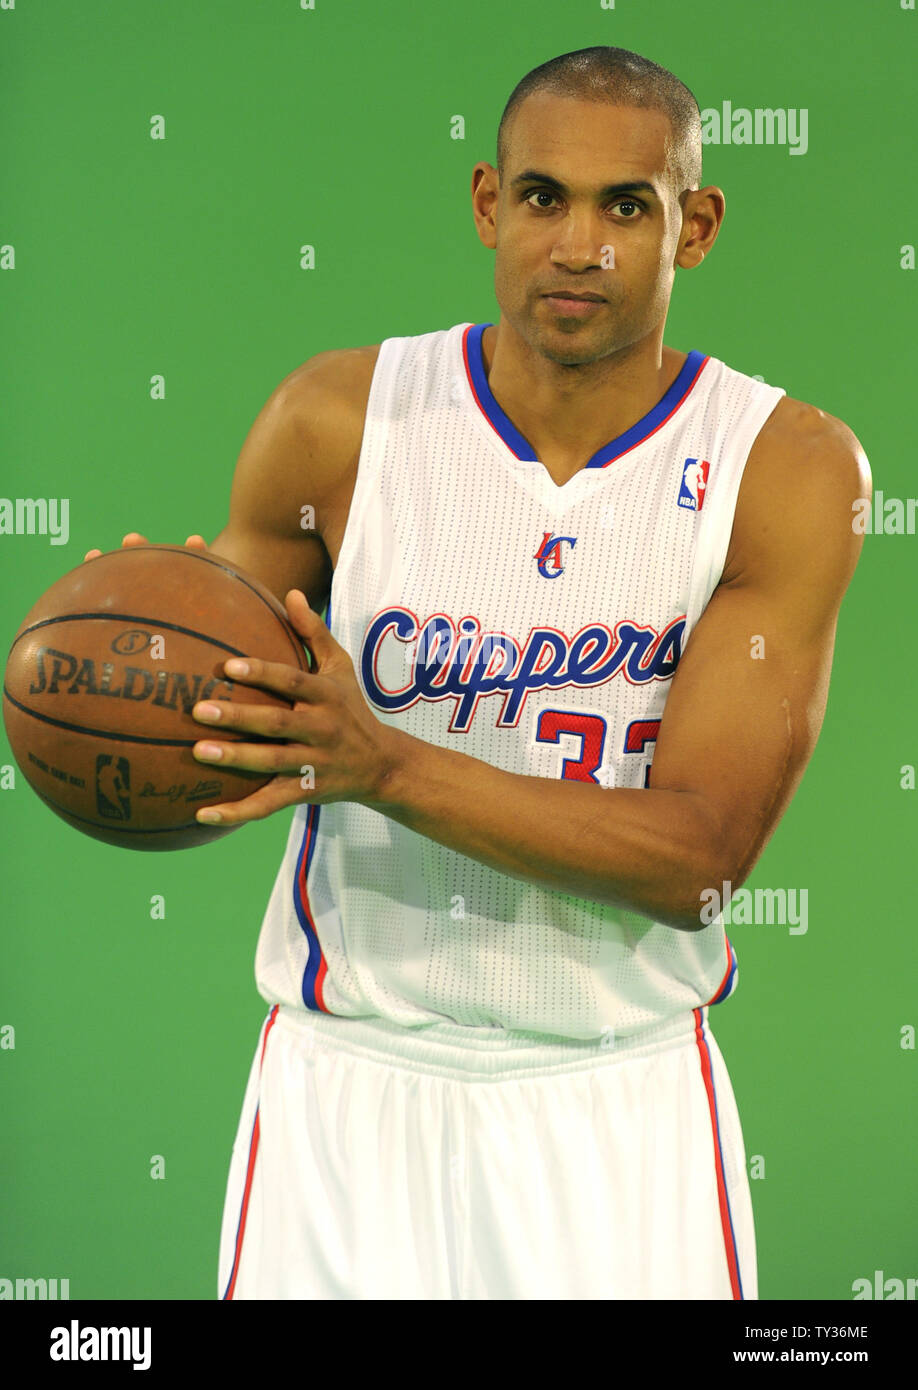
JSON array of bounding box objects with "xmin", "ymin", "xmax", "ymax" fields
[{"xmin": 205, "ymin": 353, "xmax": 359, "ymax": 605}]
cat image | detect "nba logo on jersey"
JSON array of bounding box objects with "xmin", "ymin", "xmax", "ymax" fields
[{"xmin": 678, "ymin": 458, "xmax": 710, "ymax": 512}]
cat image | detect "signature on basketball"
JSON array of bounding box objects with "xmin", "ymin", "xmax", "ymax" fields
[{"xmin": 138, "ymin": 779, "xmax": 222, "ymax": 804}]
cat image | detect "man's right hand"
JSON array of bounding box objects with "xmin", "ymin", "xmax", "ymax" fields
[{"xmin": 83, "ymin": 533, "xmax": 209, "ymax": 562}]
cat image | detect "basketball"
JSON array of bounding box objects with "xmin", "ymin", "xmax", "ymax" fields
[{"xmin": 2, "ymin": 545, "xmax": 311, "ymax": 850}]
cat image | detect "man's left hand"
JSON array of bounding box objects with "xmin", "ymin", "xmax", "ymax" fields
[{"xmin": 191, "ymin": 589, "xmax": 398, "ymax": 825}]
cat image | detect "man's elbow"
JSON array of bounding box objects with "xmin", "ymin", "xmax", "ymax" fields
[{"xmin": 658, "ymin": 846, "xmax": 752, "ymax": 933}]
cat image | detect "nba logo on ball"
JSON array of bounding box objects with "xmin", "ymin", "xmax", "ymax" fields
[
  {"xmin": 678, "ymin": 458, "xmax": 710, "ymax": 512},
  {"xmin": 96, "ymin": 754, "xmax": 131, "ymax": 821}
]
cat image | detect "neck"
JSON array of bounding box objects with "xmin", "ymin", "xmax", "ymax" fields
[{"xmin": 480, "ymin": 319, "xmax": 684, "ymax": 468}]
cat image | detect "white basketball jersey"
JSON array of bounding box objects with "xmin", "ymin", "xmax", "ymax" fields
[{"xmin": 254, "ymin": 321, "xmax": 786, "ymax": 1041}]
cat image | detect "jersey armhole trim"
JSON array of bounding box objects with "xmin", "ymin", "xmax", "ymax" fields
[{"xmin": 685, "ymin": 383, "xmax": 787, "ymax": 633}]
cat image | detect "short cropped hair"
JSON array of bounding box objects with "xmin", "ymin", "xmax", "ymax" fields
[{"xmin": 496, "ymin": 47, "xmax": 703, "ymax": 201}]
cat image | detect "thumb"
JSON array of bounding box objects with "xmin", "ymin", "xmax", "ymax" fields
[{"xmin": 284, "ymin": 589, "xmax": 338, "ymax": 669}]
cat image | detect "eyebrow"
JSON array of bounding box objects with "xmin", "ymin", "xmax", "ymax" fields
[{"xmin": 510, "ymin": 170, "xmax": 662, "ymax": 200}]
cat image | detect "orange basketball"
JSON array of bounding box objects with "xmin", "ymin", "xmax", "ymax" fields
[{"xmin": 2, "ymin": 545, "xmax": 310, "ymax": 850}]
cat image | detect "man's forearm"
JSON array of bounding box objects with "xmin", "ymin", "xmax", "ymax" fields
[{"xmin": 363, "ymin": 726, "xmax": 724, "ymax": 931}]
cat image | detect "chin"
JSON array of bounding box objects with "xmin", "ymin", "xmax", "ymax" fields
[{"xmin": 537, "ymin": 329, "xmax": 609, "ymax": 365}]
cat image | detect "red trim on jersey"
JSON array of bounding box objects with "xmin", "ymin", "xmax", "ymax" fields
[
  {"xmin": 223, "ymin": 1005, "xmax": 281, "ymax": 1301},
  {"xmin": 462, "ymin": 324, "xmax": 498, "ymax": 443},
  {"xmin": 296, "ymin": 809, "xmax": 329, "ymax": 1011},
  {"xmin": 693, "ymin": 1007, "xmax": 743, "ymax": 1299},
  {"xmin": 705, "ymin": 934, "xmax": 736, "ymax": 1006},
  {"xmin": 461, "ymin": 322, "xmax": 710, "ymax": 469},
  {"xmin": 595, "ymin": 352, "xmax": 710, "ymax": 467}
]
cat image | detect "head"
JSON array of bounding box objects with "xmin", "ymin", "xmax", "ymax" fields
[{"xmin": 472, "ymin": 47, "xmax": 724, "ymax": 365}]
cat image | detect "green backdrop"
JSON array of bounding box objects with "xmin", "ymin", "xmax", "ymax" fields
[{"xmin": 2, "ymin": 0, "xmax": 915, "ymax": 1301}]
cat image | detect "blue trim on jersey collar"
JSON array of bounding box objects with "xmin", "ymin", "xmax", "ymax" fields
[{"xmin": 464, "ymin": 322, "xmax": 709, "ymax": 468}]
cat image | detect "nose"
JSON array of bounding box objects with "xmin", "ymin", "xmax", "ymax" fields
[{"xmin": 549, "ymin": 207, "xmax": 607, "ymax": 271}]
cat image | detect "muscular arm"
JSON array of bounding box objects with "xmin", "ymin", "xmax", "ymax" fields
[
  {"xmin": 367, "ymin": 402, "xmax": 871, "ymax": 929},
  {"xmin": 204, "ymin": 350, "xmax": 369, "ymax": 607}
]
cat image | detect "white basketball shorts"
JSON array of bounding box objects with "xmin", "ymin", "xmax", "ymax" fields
[{"xmin": 218, "ymin": 1002, "xmax": 756, "ymax": 1300}]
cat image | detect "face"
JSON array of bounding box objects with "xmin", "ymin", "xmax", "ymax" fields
[{"xmin": 472, "ymin": 94, "xmax": 702, "ymax": 367}]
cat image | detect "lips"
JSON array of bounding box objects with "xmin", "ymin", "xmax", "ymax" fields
[
  {"xmin": 544, "ymin": 292, "xmax": 605, "ymax": 302},
  {"xmin": 543, "ymin": 293, "xmax": 605, "ymax": 318}
]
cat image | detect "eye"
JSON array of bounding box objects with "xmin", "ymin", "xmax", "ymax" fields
[
  {"xmin": 525, "ymin": 190, "xmax": 558, "ymax": 210},
  {"xmin": 523, "ymin": 190, "xmax": 644, "ymax": 217}
]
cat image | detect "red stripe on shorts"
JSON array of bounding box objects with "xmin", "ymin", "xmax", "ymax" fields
[
  {"xmin": 693, "ymin": 1007, "xmax": 743, "ymax": 1299},
  {"xmin": 222, "ymin": 1004, "xmax": 281, "ymax": 1301}
]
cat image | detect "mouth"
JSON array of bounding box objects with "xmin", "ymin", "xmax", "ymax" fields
[
  {"xmin": 543, "ymin": 291, "xmax": 605, "ymax": 302},
  {"xmin": 543, "ymin": 292, "xmax": 605, "ymax": 316}
]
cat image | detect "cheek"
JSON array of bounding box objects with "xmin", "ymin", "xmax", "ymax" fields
[
  {"xmin": 621, "ymin": 245, "xmax": 667, "ymax": 293},
  {"xmin": 492, "ymin": 247, "xmax": 517, "ymax": 296},
  {"xmin": 496, "ymin": 232, "xmax": 541, "ymax": 283}
]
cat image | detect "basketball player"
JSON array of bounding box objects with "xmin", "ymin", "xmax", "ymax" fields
[{"xmin": 88, "ymin": 47, "xmax": 870, "ymax": 1299}]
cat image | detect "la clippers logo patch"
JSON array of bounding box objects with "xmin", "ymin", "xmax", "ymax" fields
[
  {"xmin": 678, "ymin": 458, "xmax": 710, "ymax": 512},
  {"xmin": 534, "ymin": 531, "xmax": 577, "ymax": 578}
]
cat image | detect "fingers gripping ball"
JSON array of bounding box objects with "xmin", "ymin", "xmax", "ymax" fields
[{"xmin": 2, "ymin": 546, "xmax": 311, "ymax": 850}]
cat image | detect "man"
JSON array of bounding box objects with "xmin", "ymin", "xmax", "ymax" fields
[{"xmin": 91, "ymin": 46, "xmax": 870, "ymax": 1299}]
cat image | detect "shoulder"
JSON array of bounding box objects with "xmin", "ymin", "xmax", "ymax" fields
[
  {"xmin": 748, "ymin": 393, "xmax": 870, "ymax": 506},
  {"xmin": 755, "ymin": 393, "xmax": 867, "ymax": 465},
  {"xmin": 225, "ymin": 343, "xmax": 382, "ymax": 539},
  {"xmin": 281, "ymin": 342, "xmax": 382, "ymax": 438},
  {"xmin": 722, "ymin": 392, "xmax": 872, "ymax": 587},
  {"xmin": 283, "ymin": 341, "xmax": 382, "ymax": 395},
  {"xmin": 256, "ymin": 343, "xmax": 383, "ymax": 509}
]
